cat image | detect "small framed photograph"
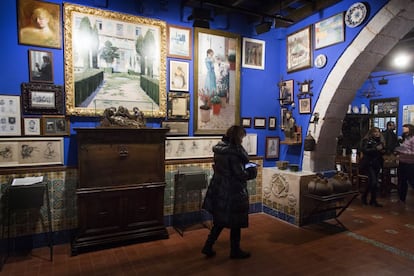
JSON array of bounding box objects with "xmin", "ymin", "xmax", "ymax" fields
[
  {"xmin": 299, "ymin": 98, "xmax": 312, "ymax": 114},
  {"xmin": 0, "ymin": 95, "xmax": 21, "ymax": 136},
  {"xmin": 167, "ymin": 24, "xmax": 192, "ymax": 59},
  {"xmin": 168, "ymin": 92, "xmax": 190, "ymax": 120},
  {"xmin": 268, "ymin": 117, "xmax": 277, "ymax": 130},
  {"xmin": 41, "ymin": 115, "xmax": 70, "ymax": 136},
  {"xmin": 29, "ymin": 49, "xmax": 54, "ymax": 83},
  {"xmin": 241, "ymin": 117, "xmax": 252, "ymax": 128},
  {"xmin": 18, "ymin": 0, "xmax": 62, "ymax": 49},
  {"xmin": 279, "ymin": 79, "xmax": 294, "ymax": 106},
  {"xmin": 242, "ymin": 37, "xmax": 265, "ymax": 70},
  {"xmin": 169, "ymin": 60, "xmax": 189, "ymax": 92},
  {"xmin": 254, "ymin": 117, "xmax": 266, "ymax": 129},
  {"xmin": 161, "ymin": 121, "xmax": 189, "ymax": 136},
  {"xmin": 21, "ymin": 82, "xmax": 64, "ymax": 115},
  {"xmin": 265, "ymin": 136, "xmax": 280, "ymax": 159},
  {"xmin": 23, "ymin": 117, "xmax": 41, "ymax": 136}
]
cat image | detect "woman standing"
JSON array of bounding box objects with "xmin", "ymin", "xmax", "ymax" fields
[
  {"xmin": 359, "ymin": 127, "xmax": 385, "ymax": 207},
  {"xmin": 203, "ymin": 49, "xmax": 217, "ymax": 97},
  {"xmin": 395, "ymin": 124, "xmax": 414, "ymax": 203},
  {"xmin": 201, "ymin": 125, "xmax": 257, "ymax": 259}
]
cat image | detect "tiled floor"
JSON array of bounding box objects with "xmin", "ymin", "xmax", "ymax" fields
[{"xmin": 1, "ymin": 189, "xmax": 414, "ymax": 276}]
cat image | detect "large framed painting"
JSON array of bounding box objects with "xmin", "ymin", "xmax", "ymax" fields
[
  {"xmin": 63, "ymin": 3, "xmax": 167, "ymax": 117},
  {"xmin": 315, "ymin": 12, "xmax": 344, "ymax": 50},
  {"xmin": 194, "ymin": 28, "xmax": 241, "ymax": 135},
  {"xmin": 287, "ymin": 26, "xmax": 312, "ymax": 73},
  {"xmin": 18, "ymin": 0, "xmax": 62, "ymax": 49}
]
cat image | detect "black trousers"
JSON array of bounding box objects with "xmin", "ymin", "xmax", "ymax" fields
[
  {"xmin": 206, "ymin": 224, "xmax": 241, "ymax": 250},
  {"xmin": 362, "ymin": 166, "xmax": 380, "ymax": 202},
  {"xmin": 398, "ymin": 162, "xmax": 414, "ymax": 202}
]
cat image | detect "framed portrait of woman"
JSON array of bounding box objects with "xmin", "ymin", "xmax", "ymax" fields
[{"xmin": 18, "ymin": 0, "xmax": 62, "ymax": 49}]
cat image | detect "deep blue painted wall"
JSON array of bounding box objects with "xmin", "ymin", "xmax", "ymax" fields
[{"xmin": 2, "ymin": 0, "xmax": 403, "ymax": 169}]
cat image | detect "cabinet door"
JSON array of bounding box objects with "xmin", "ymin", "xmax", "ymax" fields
[
  {"xmin": 77, "ymin": 190, "xmax": 123, "ymax": 236},
  {"xmin": 123, "ymin": 185, "xmax": 165, "ymax": 229}
]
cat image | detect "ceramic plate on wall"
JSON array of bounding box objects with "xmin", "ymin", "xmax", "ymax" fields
[
  {"xmin": 314, "ymin": 54, "xmax": 327, "ymax": 68},
  {"xmin": 345, "ymin": 2, "xmax": 368, "ymax": 28}
]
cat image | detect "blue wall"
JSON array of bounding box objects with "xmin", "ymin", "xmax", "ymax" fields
[{"xmin": 1, "ymin": 0, "xmax": 403, "ymax": 169}]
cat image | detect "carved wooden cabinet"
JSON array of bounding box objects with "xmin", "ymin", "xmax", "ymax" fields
[{"xmin": 71, "ymin": 128, "xmax": 169, "ymax": 255}]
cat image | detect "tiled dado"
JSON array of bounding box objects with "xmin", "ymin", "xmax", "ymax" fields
[{"xmin": 0, "ymin": 158, "xmax": 263, "ymax": 242}]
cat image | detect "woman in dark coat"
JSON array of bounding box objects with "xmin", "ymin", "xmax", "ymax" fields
[
  {"xmin": 201, "ymin": 125, "xmax": 257, "ymax": 259},
  {"xmin": 359, "ymin": 127, "xmax": 385, "ymax": 207}
]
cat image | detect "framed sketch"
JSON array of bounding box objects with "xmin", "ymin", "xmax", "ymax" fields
[
  {"xmin": 241, "ymin": 117, "xmax": 252, "ymax": 128},
  {"xmin": 21, "ymin": 82, "xmax": 64, "ymax": 115},
  {"xmin": 0, "ymin": 95, "xmax": 21, "ymax": 136},
  {"xmin": 194, "ymin": 28, "xmax": 241, "ymax": 135},
  {"xmin": 169, "ymin": 60, "xmax": 189, "ymax": 92},
  {"xmin": 167, "ymin": 92, "xmax": 190, "ymax": 120},
  {"xmin": 161, "ymin": 121, "xmax": 189, "ymax": 136},
  {"xmin": 165, "ymin": 136, "xmax": 222, "ymax": 160},
  {"xmin": 29, "ymin": 49, "xmax": 54, "ymax": 83},
  {"xmin": 287, "ymin": 26, "xmax": 312, "ymax": 73},
  {"xmin": 41, "ymin": 115, "xmax": 70, "ymax": 136},
  {"xmin": 299, "ymin": 98, "xmax": 312, "ymax": 114},
  {"xmin": 279, "ymin": 79, "xmax": 294, "ymax": 106},
  {"xmin": 265, "ymin": 136, "xmax": 280, "ymax": 159},
  {"xmin": 23, "ymin": 117, "xmax": 41, "ymax": 136},
  {"xmin": 315, "ymin": 12, "xmax": 344, "ymax": 50},
  {"xmin": 0, "ymin": 137, "xmax": 64, "ymax": 167},
  {"xmin": 18, "ymin": 0, "xmax": 61, "ymax": 49},
  {"xmin": 167, "ymin": 24, "xmax": 192, "ymax": 59},
  {"xmin": 63, "ymin": 4, "xmax": 167, "ymax": 117},
  {"xmin": 242, "ymin": 37, "xmax": 265, "ymax": 70},
  {"xmin": 268, "ymin": 117, "xmax": 277, "ymax": 130},
  {"xmin": 254, "ymin": 117, "xmax": 266, "ymax": 129}
]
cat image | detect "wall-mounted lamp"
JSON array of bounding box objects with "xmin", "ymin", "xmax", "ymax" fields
[
  {"xmin": 378, "ymin": 77, "xmax": 388, "ymax": 85},
  {"xmin": 255, "ymin": 20, "xmax": 272, "ymax": 34},
  {"xmin": 188, "ymin": 8, "xmax": 213, "ymax": 28}
]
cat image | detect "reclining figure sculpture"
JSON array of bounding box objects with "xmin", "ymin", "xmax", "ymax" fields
[{"xmin": 100, "ymin": 106, "xmax": 146, "ymax": 128}]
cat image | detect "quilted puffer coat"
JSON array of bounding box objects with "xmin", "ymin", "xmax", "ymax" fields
[{"xmin": 202, "ymin": 139, "xmax": 256, "ymax": 228}]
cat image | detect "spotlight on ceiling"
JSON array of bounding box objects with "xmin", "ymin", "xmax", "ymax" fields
[
  {"xmin": 378, "ymin": 77, "xmax": 388, "ymax": 85},
  {"xmin": 188, "ymin": 8, "xmax": 213, "ymax": 28},
  {"xmin": 255, "ymin": 21, "xmax": 272, "ymax": 35}
]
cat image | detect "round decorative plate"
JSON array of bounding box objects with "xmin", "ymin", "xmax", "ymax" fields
[
  {"xmin": 314, "ymin": 54, "xmax": 327, "ymax": 68},
  {"xmin": 345, "ymin": 2, "xmax": 368, "ymax": 28}
]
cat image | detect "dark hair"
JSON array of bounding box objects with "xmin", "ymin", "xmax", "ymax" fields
[
  {"xmin": 402, "ymin": 124, "xmax": 414, "ymax": 137},
  {"xmin": 363, "ymin": 127, "xmax": 381, "ymax": 140},
  {"xmin": 386, "ymin": 121, "xmax": 395, "ymax": 127},
  {"xmin": 225, "ymin": 125, "xmax": 246, "ymax": 145}
]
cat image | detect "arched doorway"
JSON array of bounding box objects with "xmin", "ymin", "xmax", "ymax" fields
[{"xmin": 302, "ymin": 0, "xmax": 414, "ymax": 172}]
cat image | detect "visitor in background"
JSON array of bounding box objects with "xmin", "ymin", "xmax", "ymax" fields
[
  {"xmin": 359, "ymin": 127, "xmax": 385, "ymax": 207},
  {"xmin": 201, "ymin": 125, "xmax": 257, "ymax": 259},
  {"xmin": 394, "ymin": 124, "xmax": 414, "ymax": 203}
]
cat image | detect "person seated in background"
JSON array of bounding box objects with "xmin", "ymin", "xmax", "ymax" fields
[{"xmin": 359, "ymin": 127, "xmax": 385, "ymax": 207}]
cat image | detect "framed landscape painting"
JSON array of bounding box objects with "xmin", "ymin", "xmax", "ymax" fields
[
  {"xmin": 287, "ymin": 26, "xmax": 312, "ymax": 73},
  {"xmin": 63, "ymin": 3, "xmax": 167, "ymax": 117}
]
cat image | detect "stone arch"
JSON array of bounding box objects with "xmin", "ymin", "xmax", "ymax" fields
[{"xmin": 302, "ymin": 0, "xmax": 414, "ymax": 172}]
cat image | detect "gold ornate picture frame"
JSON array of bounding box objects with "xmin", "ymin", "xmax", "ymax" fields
[{"xmin": 63, "ymin": 3, "xmax": 167, "ymax": 117}]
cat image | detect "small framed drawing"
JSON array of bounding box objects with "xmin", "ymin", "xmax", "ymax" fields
[
  {"xmin": 21, "ymin": 82, "xmax": 64, "ymax": 115},
  {"xmin": 29, "ymin": 49, "xmax": 54, "ymax": 83},
  {"xmin": 167, "ymin": 24, "xmax": 192, "ymax": 59},
  {"xmin": 23, "ymin": 117, "xmax": 41, "ymax": 136},
  {"xmin": 299, "ymin": 98, "xmax": 312, "ymax": 114},
  {"xmin": 287, "ymin": 26, "xmax": 312, "ymax": 73},
  {"xmin": 242, "ymin": 37, "xmax": 265, "ymax": 70},
  {"xmin": 0, "ymin": 95, "xmax": 21, "ymax": 136},
  {"xmin": 161, "ymin": 121, "xmax": 189, "ymax": 136},
  {"xmin": 268, "ymin": 117, "xmax": 277, "ymax": 130},
  {"xmin": 279, "ymin": 79, "xmax": 294, "ymax": 106},
  {"xmin": 169, "ymin": 60, "xmax": 189, "ymax": 92},
  {"xmin": 168, "ymin": 92, "xmax": 190, "ymax": 120},
  {"xmin": 42, "ymin": 115, "xmax": 70, "ymax": 136},
  {"xmin": 254, "ymin": 117, "xmax": 266, "ymax": 129},
  {"xmin": 241, "ymin": 117, "xmax": 252, "ymax": 128},
  {"xmin": 265, "ymin": 136, "xmax": 280, "ymax": 159}
]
